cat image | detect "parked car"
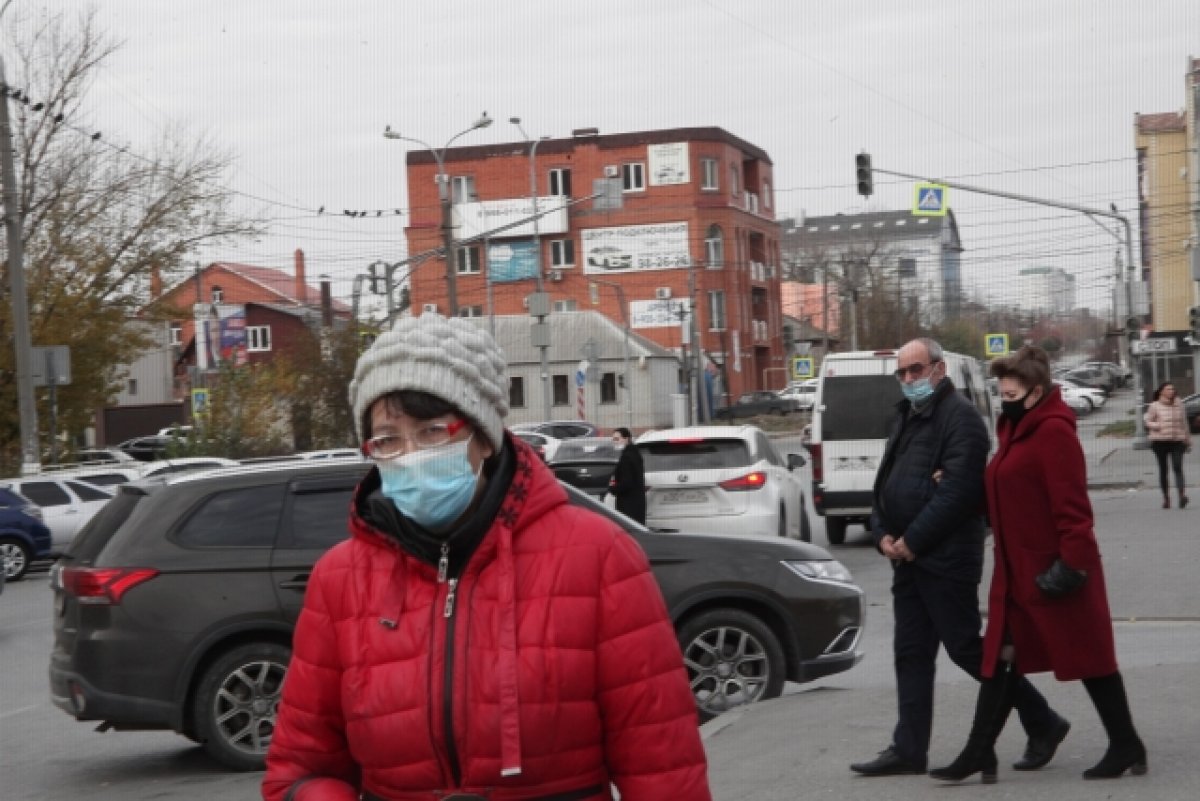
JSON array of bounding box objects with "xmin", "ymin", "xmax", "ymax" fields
[
  {"xmin": 778, "ymin": 379, "xmax": 819, "ymax": 411},
  {"xmin": 714, "ymin": 390, "xmax": 799, "ymax": 420},
  {"xmin": 0, "ymin": 486, "xmax": 52, "ymax": 580},
  {"xmin": 513, "ymin": 431, "xmax": 564, "ymax": 462},
  {"xmin": 546, "ymin": 437, "xmax": 621, "ymax": 498},
  {"xmin": 137, "ymin": 457, "xmax": 240, "ymax": 479},
  {"xmin": 510, "ymin": 420, "xmax": 600, "ymax": 439},
  {"xmin": 1183, "ymin": 393, "xmax": 1200, "ymax": 433},
  {"xmin": 0, "ymin": 475, "xmax": 114, "ymax": 550},
  {"xmin": 637, "ymin": 425, "xmax": 811, "ymax": 541},
  {"xmin": 117, "ymin": 435, "xmax": 180, "ymax": 462},
  {"xmin": 1083, "ymin": 360, "xmax": 1132, "ymax": 388},
  {"xmin": 44, "ymin": 466, "xmax": 143, "ymax": 488},
  {"xmin": 1062, "ymin": 367, "xmax": 1115, "ymax": 396},
  {"xmin": 49, "ymin": 460, "xmax": 862, "ymax": 769},
  {"xmin": 74, "ymin": 448, "xmax": 139, "ymax": 465},
  {"xmin": 1055, "ymin": 379, "xmax": 1106, "ymax": 414}
]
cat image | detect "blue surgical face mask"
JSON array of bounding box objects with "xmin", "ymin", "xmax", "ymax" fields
[
  {"xmin": 377, "ymin": 436, "xmax": 481, "ymax": 531},
  {"xmin": 901, "ymin": 377, "xmax": 935, "ymax": 405}
]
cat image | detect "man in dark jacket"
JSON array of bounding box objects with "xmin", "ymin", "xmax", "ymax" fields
[
  {"xmin": 608, "ymin": 427, "xmax": 646, "ymax": 524},
  {"xmin": 850, "ymin": 338, "xmax": 1068, "ymax": 777}
]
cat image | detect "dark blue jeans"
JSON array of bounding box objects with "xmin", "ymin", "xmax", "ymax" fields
[{"xmin": 890, "ymin": 564, "xmax": 1057, "ymax": 765}]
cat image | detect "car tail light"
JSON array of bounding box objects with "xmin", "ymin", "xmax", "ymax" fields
[
  {"xmin": 60, "ymin": 567, "xmax": 159, "ymax": 605},
  {"xmin": 808, "ymin": 443, "xmax": 823, "ymax": 483},
  {"xmin": 718, "ymin": 471, "xmax": 766, "ymax": 491}
]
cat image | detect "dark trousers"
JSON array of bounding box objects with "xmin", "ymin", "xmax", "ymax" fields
[
  {"xmin": 1150, "ymin": 441, "xmax": 1187, "ymax": 495},
  {"xmin": 890, "ymin": 565, "xmax": 1057, "ymax": 765}
]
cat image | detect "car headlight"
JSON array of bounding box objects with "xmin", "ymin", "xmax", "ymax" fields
[{"xmin": 782, "ymin": 559, "xmax": 854, "ymax": 584}]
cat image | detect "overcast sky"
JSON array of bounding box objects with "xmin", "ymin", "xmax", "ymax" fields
[{"xmin": 16, "ymin": 0, "xmax": 1200, "ymax": 315}]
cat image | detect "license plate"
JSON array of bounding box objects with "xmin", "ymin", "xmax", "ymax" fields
[{"xmin": 659, "ymin": 489, "xmax": 706, "ymax": 505}]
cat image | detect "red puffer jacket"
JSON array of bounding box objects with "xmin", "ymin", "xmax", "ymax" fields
[{"xmin": 262, "ymin": 439, "xmax": 710, "ymax": 801}]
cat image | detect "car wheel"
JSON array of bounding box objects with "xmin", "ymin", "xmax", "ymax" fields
[
  {"xmin": 192, "ymin": 642, "xmax": 290, "ymax": 771},
  {"xmin": 0, "ymin": 537, "xmax": 31, "ymax": 581},
  {"xmin": 677, "ymin": 608, "xmax": 786, "ymax": 722},
  {"xmin": 799, "ymin": 495, "xmax": 812, "ymax": 543},
  {"xmin": 777, "ymin": 505, "xmax": 787, "ymax": 538},
  {"xmin": 825, "ymin": 516, "xmax": 847, "ymax": 546}
]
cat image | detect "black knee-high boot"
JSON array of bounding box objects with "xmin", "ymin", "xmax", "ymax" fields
[
  {"xmin": 1081, "ymin": 672, "xmax": 1148, "ymax": 779},
  {"xmin": 930, "ymin": 661, "xmax": 1018, "ymax": 784}
]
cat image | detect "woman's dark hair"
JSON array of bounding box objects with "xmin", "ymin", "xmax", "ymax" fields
[
  {"xmin": 614, "ymin": 427, "xmax": 633, "ymax": 440},
  {"xmin": 362, "ymin": 390, "xmax": 461, "ymax": 439},
  {"xmin": 989, "ymin": 345, "xmax": 1052, "ymax": 394},
  {"xmin": 1152, "ymin": 382, "xmax": 1174, "ymax": 402}
]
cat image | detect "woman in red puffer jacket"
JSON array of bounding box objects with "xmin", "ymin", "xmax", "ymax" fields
[{"xmin": 262, "ymin": 314, "xmax": 710, "ymax": 801}]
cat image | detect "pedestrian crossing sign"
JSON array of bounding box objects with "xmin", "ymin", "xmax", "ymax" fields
[
  {"xmin": 913, "ymin": 182, "xmax": 948, "ymax": 217},
  {"xmin": 985, "ymin": 333, "xmax": 1009, "ymax": 357},
  {"xmin": 791, "ymin": 355, "xmax": 814, "ymax": 380}
]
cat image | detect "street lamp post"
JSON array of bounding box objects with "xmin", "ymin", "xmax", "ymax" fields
[
  {"xmin": 589, "ymin": 278, "xmax": 634, "ymax": 430},
  {"xmin": 511, "ymin": 117, "xmax": 554, "ymax": 420},
  {"xmin": 383, "ymin": 113, "xmax": 493, "ymax": 316}
]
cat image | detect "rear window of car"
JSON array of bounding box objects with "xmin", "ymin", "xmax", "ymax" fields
[
  {"xmin": 820, "ymin": 375, "xmax": 902, "ymax": 441},
  {"xmin": 639, "ymin": 438, "xmax": 752, "ymax": 471},
  {"xmin": 67, "ymin": 489, "xmax": 145, "ymax": 560},
  {"xmin": 175, "ymin": 485, "xmax": 284, "ymax": 548},
  {"xmin": 553, "ymin": 441, "xmax": 618, "ymax": 461}
]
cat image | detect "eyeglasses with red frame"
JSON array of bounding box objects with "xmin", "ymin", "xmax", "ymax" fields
[{"xmin": 362, "ymin": 418, "xmax": 467, "ymax": 460}]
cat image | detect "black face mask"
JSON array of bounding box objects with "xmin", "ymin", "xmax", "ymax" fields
[{"xmin": 1001, "ymin": 389, "xmax": 1034, "ymax": 425}]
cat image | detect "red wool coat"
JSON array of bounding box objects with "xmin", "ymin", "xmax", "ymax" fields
[
  {"xmin": 982, "ymin": 389, "xmax": 1118, "ymax": 681},
  {"xmin": 262, "ymin": 441, "xmax": 710, "ymax": 801}
]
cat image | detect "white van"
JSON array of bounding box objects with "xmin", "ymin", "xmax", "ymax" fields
[{"xmin": 807, "ymin": 349, "xmax": 995, "ymax": 545}]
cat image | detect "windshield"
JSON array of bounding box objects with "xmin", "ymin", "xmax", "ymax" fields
[
  {"xmin": 639, "ymin": 439, "xmax": 752, "ymax": 471},
  {"xmin": 821, "ymin": 376, "xmax": 903, "ymax": 441}
]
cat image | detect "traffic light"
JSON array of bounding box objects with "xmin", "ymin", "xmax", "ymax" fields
[
  {"xmin": 1189, "ymin": 306, "xmax": 1200, "ymax": 339},
  {"xmin": 855, "ymin": 152, "xmax": 873, "ymax": 198},
  {"xmin": 367, "ymin": 261, "xmax": 387, "ymax": 295}
]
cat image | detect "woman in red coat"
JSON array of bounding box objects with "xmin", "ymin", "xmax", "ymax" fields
[
  {"xmin": 931, "ymin": 346, "xmax": 1146, "ymax": 784},
  {"xmin": 262, "ymin": 314, "xmax": 710, "ymax": 801}
]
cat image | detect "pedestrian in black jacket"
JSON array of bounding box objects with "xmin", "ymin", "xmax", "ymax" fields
[
  {"xmin": 850, "ymin": 338, "xmax": 1068, "ymax": 779},
  {"xmin": 608, "ymin": 427, "xmax": 646, "ymax": 524}
]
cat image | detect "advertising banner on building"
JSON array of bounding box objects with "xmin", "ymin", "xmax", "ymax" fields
[
  {"xmin": 581, "ymin": 222, "xmax": 691, "ymax": 274},
  {"xmin": 454, "ymin": 196, "xmax": 568, "ymax": 239},
  {"xmin": 487, "ymin": 240, "xmax": 538, "ymax": 283},
  {"xmin": 648, "ymin": 142, "xmax": 690, "ymax": 186},
  {"xmin": 630, "ymin": 298, "xmax": 691, "ymax": 329},
  {"xmin": 201, "ymin": 306, "xmax": 249, "ymax": 367}
]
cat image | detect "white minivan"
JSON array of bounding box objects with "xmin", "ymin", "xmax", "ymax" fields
[{"xmin": 807, "ymin": 349, "xmax": 995, "ymax": 545}]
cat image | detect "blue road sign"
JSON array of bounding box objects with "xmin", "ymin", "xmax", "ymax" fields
[
  {"xmin": 790, "ymin": 355, "xmax": 814, "ymax": 380},
  {"xmin": 985, "ymin": 333, "xmax": 1009, "ymax": 357},
  {"xmin": 913, "ymin": 182, "xmax": 948, "ymax": 217}
]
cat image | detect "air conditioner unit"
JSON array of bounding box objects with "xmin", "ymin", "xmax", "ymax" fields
[
  {"xmin": 422, "ymin": 303, "xmax": 439, "ymax": 313},
  {"xmin": 548, "ymin": 270, "xmax": 563, "ymax": 282},
  {"xmin": 604, "ymin": 165, "xmax": 620, "ymax": 178},
  {"xmin": 655, "ymin": 287, "xmax": 672, "ymax": 300}
]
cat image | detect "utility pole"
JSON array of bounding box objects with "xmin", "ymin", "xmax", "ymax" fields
[
  {"xmin": 1, "ymin": 0, "xmax": 40, "ymax": 473},
  {"xmin": 510, "ymin": 118, "xmax": 553, "ymax": 420}
]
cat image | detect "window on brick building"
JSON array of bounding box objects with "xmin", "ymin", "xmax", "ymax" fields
[
  {"xmin": 729, "ymin": 165, "xmax": 740, "ymax": 196},
  {"xmin": 456, "ymin": 245, "xmax": 482, "ymax": 274},
  {"xmin": 458, "ymin": 305, "xmax": 484, "ymax": 318},
  {"xmin": 451, "ymin": 175, "xmax": 477, "ymax": 203},
  {"xmin": 762, "ymin": 181, "xmax": 772, "ymax": 209},
  {"xmin": 622, "ymin": 163, "xmax": 645, "ymax": 192},
  {"xmin": 211, "ymin": 286, "xmax": 223, "ymax": 303},
  {"xmin": 701, "ymin": 158, "xmax": 719, "ymax": 190},
  {"xmin": 552, "ymin": 374, "xmax": 569, "ymax": 406},
  {"xmin": 553, "ymin": 299, "xmax": 577, "ymax": 312},
  {"xmin": 549, "ymin": 168, "xmax": 572, "ymax": 197},
  {"xmin": 248, "ymin": 326, "xmax": 272, "ymax": 352},
  {"xmin": 705, "ymin": 224, "xmax": 724, "ymax": 268},
  {"xmin": 169, "ymin": 324, "xmax": 182, "ymax": 346},
  {"xmin": 550, "ymin": 238, "xmax": 574, "ymax": 267},
  {"xmin": 708, "ymin": 290, "xmax": 727, "ymax": 331},
  {"xmin": 509, "ymin": 376, "xmax": 525, "ymax": 409}
]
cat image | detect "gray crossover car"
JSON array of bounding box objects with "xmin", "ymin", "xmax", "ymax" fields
[{"xmin": 49, "ymin": 459, "xmax": 864, "ymax": 770}]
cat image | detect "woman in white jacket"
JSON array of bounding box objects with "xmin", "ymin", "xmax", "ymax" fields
[{"xmin": 1143, "ymin": 382, "xmax": 1192, "ymax": 508}]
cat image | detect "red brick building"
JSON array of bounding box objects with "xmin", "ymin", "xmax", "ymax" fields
[{"xmin": 403, "ymin": 126, "xmax": 788, "ymax": 399}]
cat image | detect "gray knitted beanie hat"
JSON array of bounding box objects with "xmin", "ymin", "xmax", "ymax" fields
[{"xmin": 349, "ymin": 314, "xmax": 509, "ymax": 451}]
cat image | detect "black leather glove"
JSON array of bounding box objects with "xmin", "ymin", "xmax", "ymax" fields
[{"xmin": 1035, "ymin": 558, "xmax": 1088, "ymax": 598}]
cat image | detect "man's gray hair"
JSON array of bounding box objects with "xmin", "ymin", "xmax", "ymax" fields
[{"xmin": 914, "ymin": 337, "xmax": 944, "ymax": 362}]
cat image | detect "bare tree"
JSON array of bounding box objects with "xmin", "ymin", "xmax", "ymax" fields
[{"xmin": 0, "ymin": 6, "xmax": 261, "ymax": 465}]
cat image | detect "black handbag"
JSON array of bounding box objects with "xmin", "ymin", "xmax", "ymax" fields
[{"xmin": 1035, "ymin": 558, "xmax": 1088, "ymax": 598}]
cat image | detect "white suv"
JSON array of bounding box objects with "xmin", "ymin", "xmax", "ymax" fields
[
  {"xmin": 636, "ymin": 425, "xmax": 810, "ymax": 540},
  {"xmin": 2, "ymin": 475, "xmax": 115, "ymax": 550}
]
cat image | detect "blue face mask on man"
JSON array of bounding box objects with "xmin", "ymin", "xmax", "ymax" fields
[
  {"xmin": 377, "ymin": 436, "xmax": 481, "ymax": 530},
  {"xmin": 901, "ymin": 377, "xmax": 935, "ymax": 405}
]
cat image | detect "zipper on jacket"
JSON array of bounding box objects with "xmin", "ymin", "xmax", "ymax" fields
[
  {"xmin": 437, "ymin": 542, "xmax": 449, "ymax": 583},
  {"xmin": 442, "ymin": 577, "xmax": 462, "ymax": 785}
]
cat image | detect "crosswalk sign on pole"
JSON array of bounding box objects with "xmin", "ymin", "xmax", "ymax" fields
[
  {"xmin": 790, "ymin": 355, "xmax": 814, "ymax": 380},
  {"xmin": 984, "ymin": 333, "xmax": 1009, "ymax": 357},
  {"xmin": 913, "ymin": 182, "xmax": 948, "ymax": 217}
]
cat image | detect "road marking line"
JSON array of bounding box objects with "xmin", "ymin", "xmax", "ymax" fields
[{"xmin": 0, "ymin": 704, "xmax": 40, "ymax": 720}]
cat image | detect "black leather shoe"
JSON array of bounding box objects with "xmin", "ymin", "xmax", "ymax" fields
[
  {"xmin": 1013, "ymin": 715, "xmax": 1071, "ymax": 770},
  {"xmin": 850, "ymin": 747, "xmax": 926, "ymax": 776}
]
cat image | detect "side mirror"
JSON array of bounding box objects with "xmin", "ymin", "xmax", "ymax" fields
[{"xmin": 787, "ymin": 452, "xmax": 806, "ymax": 470}]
